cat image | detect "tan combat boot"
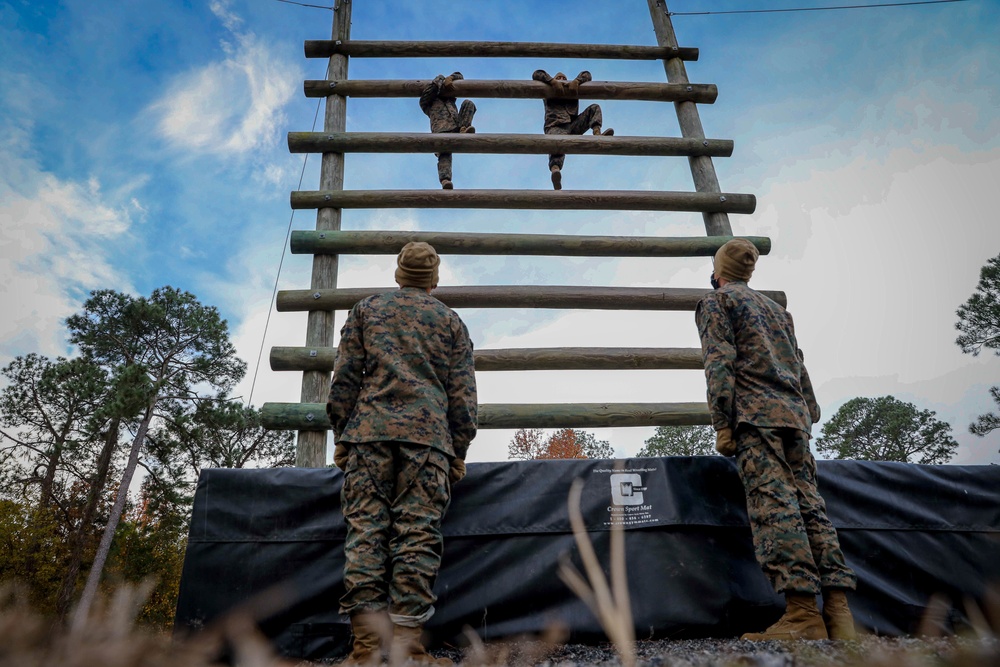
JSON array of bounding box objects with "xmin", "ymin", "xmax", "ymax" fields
[
  {"xmin": 741, "ymin": 593, "xmax": 829, "ymax": 641},
  {"xmin": 550, "ymin": 165, "xmax": 562, "ymax": 190},
  {"xmin": 389, "ymin": 624, "xmax": 453, "ymax": 666},
  {"xmin": 822, "ymin": 589, "xmax": 858, "ymax": 640},
  {"xmin": 339, "ymin": 610, "xmax": 391, "ymax": 666}
]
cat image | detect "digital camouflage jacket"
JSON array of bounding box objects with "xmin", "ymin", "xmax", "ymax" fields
[
  {"xmin": 419, "ymin": 73, "xmax": 466, "ymax": 133},
  {"xmin": 696, "ymin": 281, "xmax": 820, "ymax": 434},
  {"xmin": 327, "ymin": 287, "xmax": 478, "ymax": 459},
  {"xmin": 532, "ymin": 69, "xmax": 593, "ymax": 129}
]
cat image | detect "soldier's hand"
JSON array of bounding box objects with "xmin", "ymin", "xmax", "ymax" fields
[
  {"xmin": 549, "ymin": 79, "xmax": 567, "ymax": 95},
  {"xmin": 443, "ymin": 75, "xmax": 455, "ymax": 89},
  {"xmin": 567, "ymin": 79, "xmax": 580, "ymax": 94},
  {"xmin": 449, "ymin": 458, "xmax": 466, "ymax": 484},
  {"xmin": 334, "ymin": 443, "xmax": 350, "ymax": 470},
  {"xmin": 715, "ymin": 428, "xmax": 737, "ymax": 457}
]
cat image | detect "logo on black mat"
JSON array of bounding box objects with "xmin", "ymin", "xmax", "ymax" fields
[{"xmin": 610, "ymin": 473, "xmax": 646, "ymax": 506}]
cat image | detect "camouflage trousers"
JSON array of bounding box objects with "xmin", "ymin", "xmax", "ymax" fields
[
  {"xmin": 734, "ymin": 426, "xmax": 857, "ymax": 594},
  {"xmin": 339, "ymin": 441, "xmax": 451, "ymax": 623},
  {"xmin": 435, "ymin": 100, "xmax": 477, "ymax": 183},
  {"xmin": 546, "ymin": 104, "xmax": 603, "ymax": 169}
]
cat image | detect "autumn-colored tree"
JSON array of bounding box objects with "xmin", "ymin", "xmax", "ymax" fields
[{"xmin": 508, "ymin": 428, "xmax": 613, "ymax": 460}]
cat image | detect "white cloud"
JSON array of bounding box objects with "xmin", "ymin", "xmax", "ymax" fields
[
  {"xmin": 0, "ymin": 158, "xmax": 136, "ymax": 368},
  {"xmin": 148, "ymin": 8, "xmax": 299, "ymax": 157}
]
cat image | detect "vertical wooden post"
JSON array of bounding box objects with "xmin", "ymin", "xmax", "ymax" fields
[
  {"xmin": 647, "ymin": 0, "xmax": 733, "ymax": 237},
  {"xmin": 297, "ymin": 0, "xmax": 352, "ymax": 467}
]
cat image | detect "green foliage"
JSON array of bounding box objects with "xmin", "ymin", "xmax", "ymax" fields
[
  {"xmin": 144, "ymin": 401, "xmax": 295, "ymax": 510},
  {"xmin": 815, "ymin": 395, "xmax": 958, "ymax": 464},
  {"xmin": 955, "ymin": 254, "xmax": 1000, "ymax": 440},
  {"xmin": 575, "ymin": 430, "xmax": 614, "ymax": 459},
  {"xmin": 637, "ymin": 426, "xmax": 717, "ymax": 457}
]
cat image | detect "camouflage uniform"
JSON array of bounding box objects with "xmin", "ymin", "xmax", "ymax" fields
[
  {"xmin": 696, "ymin": 281, "xmax": 856, "ymax": 594},
  {"xmin": 532, "ymin": 69, "xmax": 603, "ymax": 170},
  {"xmin": 328, "ymin": 287, "xmax": 478, "ymax": 623},
  {"xmin": 419, "ymin": 73, "xmax": 477, "ymax": 185}
]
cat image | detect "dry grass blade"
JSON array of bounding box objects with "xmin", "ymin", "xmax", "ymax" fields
[{"xmin": 557, "ymin": 477, "xmax": 636, "ymax": 667}]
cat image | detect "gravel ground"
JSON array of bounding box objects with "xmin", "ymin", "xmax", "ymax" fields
[{"xmin": 425, "ymin": 636, "xmax": 1000, "ymax": 667}]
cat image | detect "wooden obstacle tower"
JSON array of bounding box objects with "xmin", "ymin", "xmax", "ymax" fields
[{"xmin": 260, "ymin": 0, "xmax": 779, "ymax": 466}]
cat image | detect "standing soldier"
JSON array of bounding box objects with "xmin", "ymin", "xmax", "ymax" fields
[
  {"xmin": 327, "ymin": 242, "xmax": 478, "ymax": 665},
  {"xmin": 419, "ymin": 72, "xmax": 477, "ymax": 189},
  {"xmin": 532, "ymin": 69, "xmax": 613, "ymax": 190},
  {"xmin": 696, "ymin": 239, "xmax": 858, "ymax": 641}
]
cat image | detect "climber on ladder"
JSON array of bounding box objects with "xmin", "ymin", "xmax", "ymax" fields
[
  {"xmin": 533, "ymin": 69, "xmax": 613, "ymax": 190},
  {"xmin": 419, "ymin": 72, "xmax": 477, "ymax": 190}
]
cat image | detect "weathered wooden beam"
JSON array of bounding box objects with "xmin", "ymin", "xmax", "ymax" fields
[
  {"xmin": 305, "ymin": 40, "xmax": 699, "ymax": 61},
  {"xmin": 291, "ymin": 231, "xmax": 771, "ymax": 257},
  {"xmin": 262, "ymin": 402, "xmax": 712, "ymax": 431},
  {"xmin": 290, "ymin": 190, "xmax": 756, "ymax": 213},
  {"xmin": 276, "ymin": 286, "xmax": 787, "ymax": 312},
  {"xmin": 297, "ymin": 0, "xmax": 350, "ymax": 467},
  {"xmin": 270, "ymin": 346, "xmax": 705, "ymax": 372},
  {"xmin": 648, "ymin": 0, "xmax": 732, "ymax": 237},
  {"xmin": 288, "ymin": 132, "xmax": 734, "ymax": 157},
  {"xmin": 305, "ymin": 79, "xmax": 718, "ymax": 103}
]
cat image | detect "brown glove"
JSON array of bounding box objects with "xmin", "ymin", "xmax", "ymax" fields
[
  {"xmin": 715, "ymin": 428, "xmax": 737, "ymax": 457},
  {"xmin": 334, "ymin": 443, "xmax": 349, "ymax": 470},
  {"xmin": 566, "ymin": 79, "xmax": 580, "ymax": 94},
  {"xmin": 449, "ymin": 458, "xmax": 466, "ymax": 484}
]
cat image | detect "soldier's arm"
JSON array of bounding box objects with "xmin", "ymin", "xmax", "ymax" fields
[
  {"xmin": 326, "ymin": 304, "xmax": 365, "ymax": 439},
  {"xmin": 798, "ymin": 349, "xmax": 822, "ymax": 424},
  {"xmin": 419, "ymin": 74, "xmax": 447, "ymax": 115},
  {"xmin": 532, "ymin": 69, "xmax": 553, "ymax": 84},
  {"xmin": 445, "ymin": 321, "xmax": 478, "ymax": 459},
  {"xmin": 573, "ymin": 71, "xmax": 593, "ymax": 85},
  {"xmin": 696, "ymin": 295, "xmax": 737, "ymax": 431}
]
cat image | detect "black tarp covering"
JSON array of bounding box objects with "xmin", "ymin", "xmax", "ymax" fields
[{"xmin": 174, "ymin": 458, "xmax": 1000, "ymax": 661}]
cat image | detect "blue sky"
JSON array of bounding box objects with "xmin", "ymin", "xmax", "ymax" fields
[{"xmin": 2, "ymin": 0, "xmax": 998, "ymax": 464}]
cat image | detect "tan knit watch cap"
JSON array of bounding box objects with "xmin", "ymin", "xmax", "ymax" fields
[
  {"xmin": 395, "ymin": 241, "xmax": 440, "ymax": 289},
  {"xmin": 714, "ymin": 239, "xmax": 759, "ymax": 282}
]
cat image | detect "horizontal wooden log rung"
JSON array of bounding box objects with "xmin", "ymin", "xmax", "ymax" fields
[
  {"xmin": 305, "ymin": 80, "xmax": 717, "ymax": 103},
  {"xmin": 288, "ymin": 132, "xmax": 733, "ymax": 157},
  {"xmin": 270, "ymin": 346, "xmax": 705, "ymax": 372},
  {"xmin": 291, "ymin": 190, "xmax": 756, "ymax": 213},
  {"xmin": 261, "ymin": 402, "xmax": 712, "ymax": 431},
  {"xmin": 304, "ymin": 40, "xmax": 699, "ymax": 61},
  {"xmin": 291, "ymin": 231, "xmax": 771, "ymax": 257},
  {"xmin": 276, "ymin": 286, "xmax": 787, "ymax": 312}
]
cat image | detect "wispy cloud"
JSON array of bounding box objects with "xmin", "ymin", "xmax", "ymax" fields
[
  {"xmin": 149, "ymin": 1, "xmax": 300, "ymax": 157},
  {"xmin": 0, "ymin": 146, "xmax": 136, "ymax": 366}
]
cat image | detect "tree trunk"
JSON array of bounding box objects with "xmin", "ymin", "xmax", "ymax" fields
[
  {"xmin": 70, "ymin": 407, "xmax": 153, "ymax": 632},
  {"xmin": 55, "ymin": 418, "xmax": 119, "ymax": 621}
]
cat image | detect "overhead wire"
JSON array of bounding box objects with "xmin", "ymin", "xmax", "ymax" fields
[{"xmin": 246, "ymin": 58, "xmax": 330, "ymax": 409}]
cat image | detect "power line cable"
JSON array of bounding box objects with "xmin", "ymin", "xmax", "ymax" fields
[
  {"xmin": 668, "ymin": 0, "xmax": 968, "ymax": 17},
  {"xmin": 273, "ymin": 0, "xmax": 333, "ymax": 10},
  {"xmin": 247, "ymin": 60, "xmax": 330, "ymax": 409}
]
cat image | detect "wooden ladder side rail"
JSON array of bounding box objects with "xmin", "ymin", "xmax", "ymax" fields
[
  {"xmin": 262, "ymin": 402, "xmax": 713, "ymax": 431},
  {"xmin": 305, "ymin": 79, "xmax": 717, "ymax": 103},
  {"xmin": 296, "ymin": 0, "xmax": 350, "ymax": 467},
  {"xmin": 305, "ymin": 40, "xmax": 699, "ymax": 61},
  {"xmin": 291, "ymin": 230, "xmax": 771, "ymax": 257},
  {"xmin": 276, "ymin": 286, "xmax": 787, "ymax": 312},
  {"xmin": 288, "ymin": 132, "xmax": 734, "ymax": 157},
  {"xmin": 290, "ymin": 190, "xmax": 756, "ymax": 213},
  {"xmin": 648, "ymin": 0, "xmax": 732, "ymax": 237},
  {"xmin": 270, "ymin": 346, "xmax": 705, "ymax": 372}
]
